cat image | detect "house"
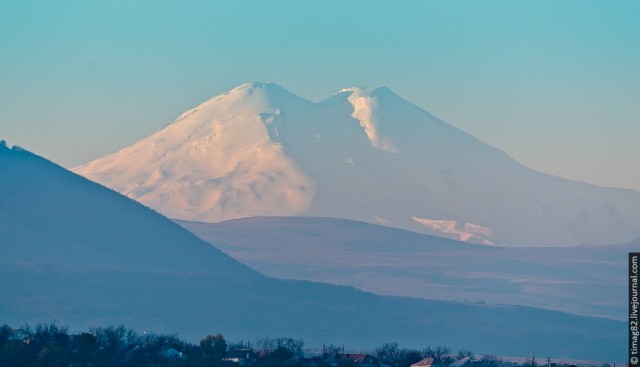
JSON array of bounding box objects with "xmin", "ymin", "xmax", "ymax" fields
[
  {"xmin": 411, "ymin": 357, "xmax": 435, "ymax": 367},
  {"xmin": 224, "ymin": 349, "xmax": 257, "ymax": 366},
  {"xmin": 341, "ymin": 353, "xmax": 388, "ymax": 367},
  {"xmin": 160, "ymin": 348, "xmax": 183, "ymax": 359}
]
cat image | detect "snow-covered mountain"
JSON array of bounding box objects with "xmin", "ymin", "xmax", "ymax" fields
[
  {"xmin": 74, "ymin": 82, "xmax": 640, "ymax": 246},
  {"xmin": 1, "ymin": 141, "xmax": 626, "ymax": 359}
]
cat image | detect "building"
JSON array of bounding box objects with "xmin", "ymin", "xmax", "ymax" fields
[
  {"xmin": 224, "ymin": 349, "xmax": 257, "ymax": 366},
  {"xmin": 411, "ymin": 357, "xmax": 435, "ymax": 367},
  {"xmin": 341, "ymin": 353, "xmax": 388, "ymax": 367}
]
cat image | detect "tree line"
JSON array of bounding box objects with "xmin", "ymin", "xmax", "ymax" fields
[
  {"xmin": 0, "ymin": 322, "xmax": 590, "ymax": 367},
  {"xmin": 371, "ymin": 342, "xmax": 502, "ymax": 367},
  {"xmin": 0, "ymin": 322, "xmax": 308, "ymax": 367}
]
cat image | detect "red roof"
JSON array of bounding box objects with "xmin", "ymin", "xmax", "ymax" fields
[{"xmin": 411, "ymin": 357, "xmax": 435, "ymax": 367}]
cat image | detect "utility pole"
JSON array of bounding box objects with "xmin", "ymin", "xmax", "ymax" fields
[{"xmin": 547, "ymin": 356, "xmax": 551, "ymax": 367}]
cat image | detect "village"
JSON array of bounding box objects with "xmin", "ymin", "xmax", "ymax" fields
[{"xmin": 0, "ymin": 323, "xmax": 612, "ymax": 367}]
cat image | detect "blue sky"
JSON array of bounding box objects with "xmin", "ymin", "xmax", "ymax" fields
[{"xmin": 1, "ymin": 0, "xmax": 639, "ymax": 191}]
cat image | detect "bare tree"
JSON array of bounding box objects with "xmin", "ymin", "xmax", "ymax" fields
[
  {"xmin": 457, "ymin": 349, "xmax": 475, "ymax": 359},
  {"xmin": 376, "ymin": 342, "xmax": 400, "ymax": 363},
  {"xmin": 322, "ymin": 343, "xmax": 343, "ymax": 357},
  {"xmin": 424, "ymin": 346, "xmax": 453, "ymax": 364},
  {"xmin": 480, "ymin": 354, "xmax": 502, "ymax": 367}
]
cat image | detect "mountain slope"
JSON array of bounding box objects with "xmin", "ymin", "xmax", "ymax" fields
[
  {"xmin": 0, "ymin": 141, "xmax": 626, "ymax": 359},
  {"xmin": 178, "ymin": 216, "xmax": 627, "ymax": 321},
  {"xmin": 0, "ymin": 143, "xmax": 255, "ymax": 276},
  {"xmin": 72, "ymin": 83, "xmax": 315, "ymax": 221},
  {"xmin": 73, "ymin": 82, "xmax": 640, "ymax": 246}
]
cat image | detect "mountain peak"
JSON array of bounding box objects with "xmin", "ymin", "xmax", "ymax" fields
[
  {"xmin": 235, "ymin": 81, "xmax": 277, "ymax": 90},
  {"xmin": 337, "ymin": 86, "xmax": 393, "ymax": 97},
  {"xmin": 232, "ymin": 81, "xmax": 276, "ymax": 94},
  {"xmin": 74, "ymin": 81, "xmax": 317, "ymax": 224},
  {"xmin": 171, "ymin": 82, "xmax": 296, "ymax": 123},
  {"xmin": 73, "ymin": 83, "xmax": 640, "ymax": 246},
  {"xmin": 0, "ymin": 140, "xmax": 26, "ymax": 154},
  {"xmin": 230, "ymin": 81, "xmax": 301, "ymax": 98},
  {"xmin": 190, "ymin": 81, "xmax": 311, "ymax": 113}
]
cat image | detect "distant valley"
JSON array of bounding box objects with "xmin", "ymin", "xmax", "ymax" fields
[{"xmin": 178, "ymin": 216, "xmax": 632, "ymax": 321}]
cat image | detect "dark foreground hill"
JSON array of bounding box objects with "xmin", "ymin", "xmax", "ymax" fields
[{"xmin": 0, "ymin": 141, "xmax": 625, "ymax": 360}]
